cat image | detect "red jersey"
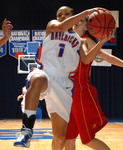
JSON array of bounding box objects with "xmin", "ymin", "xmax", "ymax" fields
[
  {"xmin": 66, "ymin": 34, "xmax": 107, "ymax": 144},
  {"xmin": 73, "ymin": 60, "xmax": 92, "ymax": 93},
  {"xmin": 73, "ymin": 34, "xmax": 93, "ymax": 93}
]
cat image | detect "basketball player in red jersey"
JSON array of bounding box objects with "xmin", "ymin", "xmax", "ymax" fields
[
  {"xmin": 0, "ymin": 18, "xmax": 13, "ymax": 47},
  {"xmin": 65, "ymin": 19, "xmax": 123, "ymax": 150}
]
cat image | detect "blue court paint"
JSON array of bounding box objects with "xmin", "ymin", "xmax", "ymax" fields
[{"xmin": 0, "ymin": 128, "xmax": 53, "ymax": 140}]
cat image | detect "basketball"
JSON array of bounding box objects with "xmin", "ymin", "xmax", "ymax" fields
[{"xmin": 87, "ymin": 10, "xmax": 116, "ymax": 39}]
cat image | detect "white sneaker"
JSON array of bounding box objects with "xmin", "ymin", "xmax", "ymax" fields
[{"xmin": 14, "ymin": 128, "xmax": 33, "ymax": 148}]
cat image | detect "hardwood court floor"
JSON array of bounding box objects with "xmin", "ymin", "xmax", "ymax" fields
[{"xmin": 0, "ymin": 119, "xmax": 123, "ymax": 150}]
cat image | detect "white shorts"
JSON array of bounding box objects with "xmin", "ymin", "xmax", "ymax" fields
[{"xmin": 26, "ymin": 68, "xmax": 74, "ymax": 122}]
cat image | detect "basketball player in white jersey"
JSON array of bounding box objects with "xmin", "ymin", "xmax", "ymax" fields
[
  {"xmin": 14, "ymin": 6, "xmax": 112, "ymax": 149},
  {"xmin": 0, "ymin": 18, "xmax": 13, "ymax": 47}
]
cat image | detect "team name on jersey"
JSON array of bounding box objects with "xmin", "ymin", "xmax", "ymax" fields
[{"xmin": 51, "ymin": 32, "xmax": 79, "ymax": 48}]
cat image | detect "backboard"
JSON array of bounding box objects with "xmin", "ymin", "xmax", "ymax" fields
[{"xmin": 18, "ymin": 55, "xmax": 39, "ymax": 74}]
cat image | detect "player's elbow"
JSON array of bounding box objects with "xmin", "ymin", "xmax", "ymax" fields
[
  {"xmin": 47, "ymin": 20, "xmax": 65, "ymax": 32},
  {"xmin": 81, "ymin": 58, "xmax": 91, "ymax": 65},
  {"xmin": 56, "ymin": 24, "xmax": 67, "ymax": 32},
  {"xmin": 52, "ymin": 24, "xmax": 66, "ymax": 32}
]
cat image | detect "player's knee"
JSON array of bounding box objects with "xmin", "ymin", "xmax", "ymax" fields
[
  {"xmin": 53, "ymin": 135, "xmax": 65, "ymax": 146},
  {"xmin": 30, "ymin": 74, "xmax": 48, "ymax": 92},
  {"xmin": 53, "ymin": 130, "xmax": 66, "ymax": 145}
]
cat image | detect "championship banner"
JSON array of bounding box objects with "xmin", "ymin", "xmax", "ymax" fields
[
  {"xmin": 26, "ymin": 30, "xmax": 46, "ymax": 54},
  {"xmin": 9, "ymin": 30, "xmax": 30, "ymax": 59},
  {"xmin": 32, "ymin": 30, "xmax": 46, "ymax": 42},
  {"xmin": 0, "ymin": 30, "xmax": 7, "ymax": 58}
]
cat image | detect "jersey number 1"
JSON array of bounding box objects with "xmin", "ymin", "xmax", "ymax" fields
[{"xmin": 58, "ymin": 43, "xmax": 65, "ymax": 57}]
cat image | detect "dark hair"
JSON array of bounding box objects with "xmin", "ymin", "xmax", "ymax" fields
[
  {"xmin": 57, "ymin": 6, "xmax": 75, "ymax": 16},
  {"xmin": 85, "ymin": 30, "xmax": 98, "ymax": 43},
  {"xmin": 69, "ymin": 7, "xmax": 75, "ymax": 15}
]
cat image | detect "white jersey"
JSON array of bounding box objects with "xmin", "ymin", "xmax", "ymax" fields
[
  {"xmin": 36, "ymin": 30, "xmax": 81, "ymax": 77},
  {"xmin": 28, "ymin": 31, "xmax": 81, "ymax": 122}
]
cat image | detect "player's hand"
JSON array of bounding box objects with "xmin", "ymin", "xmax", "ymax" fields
[
  {"xmin": 2, "ymin": 18, "xmax": 13, "ymax": 38},
  {"xmin": 100, "ymin": 29, "xmax": 115, "ymax": 43},
  {"xmin": 17, "ymin": 87, "xmax": 27, "ymax": 101},
  {"xmin": 17, "ymin": 94, "xmax": 23, "ymax": 101}
]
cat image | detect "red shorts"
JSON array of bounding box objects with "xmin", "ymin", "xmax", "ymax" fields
[{"xmin": 66, "ymin": 84, "xmax": 108, "ymax": 144}]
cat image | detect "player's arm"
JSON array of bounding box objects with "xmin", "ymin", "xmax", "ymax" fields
[
  {"xmin": 83, "ymin": 34, "xmax": 123, "ymax": 67},
  {"xmin": 0, "ymin": 36, "xmax": 9, "ymax": 47},
  {"xmin": 98, "ymin": 49, "xmax": 123, "ymax": 67},
  {"xmin": 17, "ymin": 86, "xmax": 27, "ymax": 101},
  {"xmin": 46, "ymin": 8, "xmax": 103, "ymax": 36},
  {"xmin": 46, "ymin": 10, "xmax": 89, "ymax": 32},
  {"xmin": 0, "ymin": 19, "xmax": 13, "ymax": 47},
  {"xmin": 80, "ymin": 32, "xmax": 114, "ymax": 64},
  {"xmin": 80, "ymin": 39, "xmax": 104, "ymax": 64},
  {"xmin": 85, "ymin": 34, "xmax": 123, "ymax": 67}
]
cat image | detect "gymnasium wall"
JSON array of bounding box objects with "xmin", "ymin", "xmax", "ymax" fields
[{"xmin": 0, "ymin": 0, "xmax": 122, "ymax": 120}]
